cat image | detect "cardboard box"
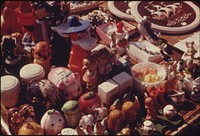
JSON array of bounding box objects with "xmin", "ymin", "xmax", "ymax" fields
[
  {"xmin": 98, "ymin": 79, "xmax": 119, "ymax": 107},
  {"xmin": 96, "ymin": 21, "xmax": 137, "ymax": 45},
  {"xmin": 112, "ymin": 72, "xmax": 133, "ymax": 97},
  {"xmin": 127, "ymin": 40, "xmax": 163, "ymax": 62}
]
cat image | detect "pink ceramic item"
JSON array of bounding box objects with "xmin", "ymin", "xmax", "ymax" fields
[{"xmin": 40, "ymin": 109, "xmax": 65, "ymax": 135}]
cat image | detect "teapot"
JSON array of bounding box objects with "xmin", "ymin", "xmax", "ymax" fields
[{"xmin": 163, "ymin": 105, "xmax": 177, "ymax": 119}]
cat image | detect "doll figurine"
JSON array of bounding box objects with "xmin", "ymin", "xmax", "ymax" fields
[
  {"xmin": 137, "ymin": 16, "xmax": 160, "ymax": 46},
  {"xmin": 110, "ymin": 22, "xmax": 128, "ymax": 56},
  {"xmin": 145, "ymin": 97, "xmax": 158, "ymax": 121},
  {"xmin": 1, "ymin": 1, "xmax": 22, "ymax": 35},
  {"xmin": 42, "ymin": 2, "xmax": 71, "ymax": 67},
  {"xmin": 32, "ymin": 41, "xmax": 52, "ymax": 76},
  {"xmin": 1, "ymin": 35, "xmax": 24, "ymax": 76},
  {"xmin": 51, "ymin": 15, "xmax": 97, "ymax": 84},
  {"xmin": 181, "ymin": 41, "xmax": 197, "ymax": 69},
  {"xmin": 14, "ymin": 1, "xmax": 43, "ymax": 42},
  {"xmin": 82, "ymin": 52, "xmax": 99, "ymax": 91}
]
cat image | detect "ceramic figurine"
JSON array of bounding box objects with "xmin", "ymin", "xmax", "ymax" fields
[
  {"xmin": 19, "ymin": 63, "xmax": 45, "ymax": 84},
  {"xmin": 93, "ymin": 118, "xmax": 108, "ymax": 135},
  {"xmin": 82, "ymin": 53, "xmax": 99, "ymax": 91},
  {"xmin": 94, "ymin": 106, "xmax": 109, "ymax": 122},
  {"xmin": 107, "ymin": 109, "xmax": 123, "ymax": 132},
  {"xmin": 181, "ymin": 41, "xmax": 197, "ymax": 69},
  {"xmin": 79, "ymin": 91, "xmax": 101, "ymax": 115},
  {"xmin": 51, "ymin": 15, "xmax": 97, "ymax": 84},
  {"xmin": 40, "ymin": 109, "xmax": 65, "ymax": 135},
  {"xmin": 32, "ymin": 41, "xmax": 52, "ymax": 76},
  {"xmin": 173, "ymin": 72, "xmax": 186, "ymax": 92},
  {"xmin": 42, "ymin": 2, "xmax": 71, "ymax": 67},
  {"xmin": 190, "ymin": 77, "xmax": 200, "ymax": 102},
  {"xmin": 61, "ymin": 100, "xmax": 82, "ymax": 128},
  {"xmin": 1, "ymin": 75, "xmax": 21, "ymax": 108},
  {"xmin": 1, "ymin": 35, "xmax": 24, "ymax": 76},
  {"xmin": 1, "ymin": 1, "xmax": 22, "ymax": 35},
  {"xmin": 15, "ymin": 1, "xmax": 43, "ymax": 42},
  {"xmin": 144, "ymin": 97, "xmax": 158, "ymax": 121},
  {"xmin": 18, "ymin": 122, "xmax": 44, "ymax": 135},
  {"xmin": 141, "ymin": 120, "xmax": 155, "ymax": 135},
  {"xmin": 176, "ymin": 59, "xmax": 186, "ymax": 72},
  {"xmin": 48, "ymin": 67, "xmax": 82, "ymax": 101},
  {"xmin": 137, "ymin": 16, "xmax": 160, "ymax": 46},
  {"xmin": 8, "ymin": 104, "xmax": 36, "ymax": 135},
  {"xmin": 110, "ymin": 21, "xmax": 128, "ymax": 56},
  {"xmin": 121, "ymin": 101, "xmax": 136, "ymax": 124},
  {"xmin": 26, "ymin": 79, "xmax": 61, "ymax": 111},
  {"xmin": 77, "ymin": 114, "xmax": 95, "ymax": 135},
  {"xmin": 190, "ymin": 57, "xmax": 200, "ymax": 79},
  {"xmin": 163, "ymin": 104, "xmax": 177, "ymax": 119}
]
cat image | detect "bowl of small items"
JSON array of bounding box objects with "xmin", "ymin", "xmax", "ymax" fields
[{"xmin": 131, "ymin": 62, "xmax": 167, "ymax": 92}]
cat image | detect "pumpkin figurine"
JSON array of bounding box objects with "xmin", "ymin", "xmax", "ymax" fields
[
  {"xmin": 121, "ymin": 101, "xmax": 136, "ymax": 124},
  {"xmin": 18, "ymin": 122, "xmax": 44, "ymax": 135}
]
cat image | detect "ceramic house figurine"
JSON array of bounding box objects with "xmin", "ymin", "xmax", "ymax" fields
[
  {"xmin": 137, "ymin": 16, "xmax": 160, "ymax": 46},
  {"xmin": 18, "ymin": 122, "xmax": 44, "ymax": 135},
  {"xmin": 14, "ymin": 1, "xmax": 43, "ymax": 42},
  {"xmin": 1, "ymin": 75, "xmax": 21, "ymax": 108},
  {"xmin": 32, "ymin": 41, "xmax": 52, "ymax": 76},
  {"xmin": 48, "ymin": 67, "xmax": 82, "ymax": 101},
  {"xmin": 79, "ymin": 91, "xmax": 101, "ymax": 115},
  {"xmin": 40, "ymin": 109, "xmax": 65, "ymax": 135},
  {"xmin": 144, "ymin": 97, "xmax": 158, "ymax": 121},
  {"xmin": 1, "ymin": 35, "xmax": 23, "ymax": 76},
  {"xmin": 61, "ymin": 100, "xmax": 82, "ymax": 128},
  {"xmin": 98, "ymin": 79, "xmax": 120, "ymax": 107},
  {"xmin": 51, "ymin": 15, "xmax": 97, "ymax": 84},
  {"xmin": 26, "ymin": 79, "xmax": 61, "ymax": 111},
  {"xmin": 1, "ymin": 1, "xmax": 22, "ymax": 35},
  {"xmin": 8, "ymin": 104, "xmax": 36, "ymax": 135}
]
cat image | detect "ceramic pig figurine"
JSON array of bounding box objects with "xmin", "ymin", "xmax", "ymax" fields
[
  {"xmin": 48, "ymin": 67, "xmax": 82, "ymax": 101},
  {"xmin": 40, "ymin": 109, "xmax": 65, "ymax": 135}
]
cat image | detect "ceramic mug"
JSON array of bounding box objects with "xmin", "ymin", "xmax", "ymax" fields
[
  {"xmin": 169, "ymin": 91, "xmax": 185, "ymax": 106},
  {"xmin": 1, "ymin": 75, "xmax": 21, "ymax": 107}
]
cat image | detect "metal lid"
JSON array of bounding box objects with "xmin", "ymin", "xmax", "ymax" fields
[{"xmin": 1, "ymin": 75, "xmax": 20, "ymax": 93}]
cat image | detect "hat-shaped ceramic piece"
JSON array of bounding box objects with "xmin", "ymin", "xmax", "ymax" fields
[{"xmin": 51, "ymin": 15, "xmax": 90, "ymax": 35}]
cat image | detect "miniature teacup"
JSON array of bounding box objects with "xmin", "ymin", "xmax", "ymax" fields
[
  {"xmin": 163, "ymin": 105, "xmax": 177, "ymax": 119},
  {"xmin": 141, "ymin": 120, "xmax": 155, "ymax": 135},
  {"xmin": 169, "ymin": 91, "xmax": 185, "ymax": 106}
]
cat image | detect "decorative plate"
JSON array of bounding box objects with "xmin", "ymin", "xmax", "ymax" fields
[
  {"xmin": 108, "ymin": 1, "xmax": 199, "ymax": 34},
  {"xmin": 130, "ymin": 1, "xmax": 200, "ymax": 34}
]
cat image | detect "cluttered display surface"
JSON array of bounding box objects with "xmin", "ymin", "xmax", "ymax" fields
[{"xmin": 1, "ymin": 1, "xmax": 200, "ymax": 135}]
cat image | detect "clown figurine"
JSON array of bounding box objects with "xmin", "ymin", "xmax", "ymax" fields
[{"xmin": 51, "ymin": 15, "xmax": 97, "ymax": 84}]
